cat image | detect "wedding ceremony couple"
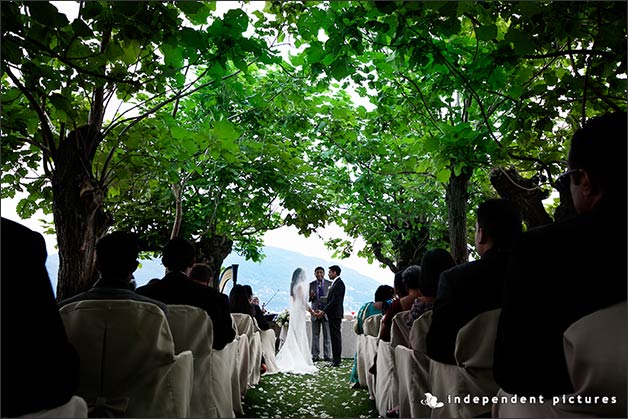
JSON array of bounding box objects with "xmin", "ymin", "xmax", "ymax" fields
[{"xmin": 275, "ymin": 266, "xmax": 346, "ymax": 374}]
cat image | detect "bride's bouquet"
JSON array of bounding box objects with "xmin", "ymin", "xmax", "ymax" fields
[{"xmin": 276, "ymin": 308, "xmax": 290, "ymax": 328}]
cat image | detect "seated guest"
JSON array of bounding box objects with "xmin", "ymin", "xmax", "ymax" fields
[
  {"xmin": 59, "ymin": 231, "xmax": 167, "ymax": 315},
  {"xmin": 406, "ymin": 248, "xmax": 456, "ymax": 328},
  {"xmin": 379, "ymin": 265, "xmax": 422, "ymax": 342},
  {"xmin": 243, "ymin": 284, "xmax": 270, "ymax": 331},
  {"xmin": 136, "ymin": 238, "xmax": 235, "ymax": 350},
  {"xmin": 426, "ymin": 199, "xmax": 522, "ymax": 365},
  {"xmin": 189, "ymin": 262, "xmax": 213, "ymax": 286},
  {"xmin": 1, "ymin": 218, "xmax": 79, "ymax": 417},
  {"xmin": 494, "ymin": 112, "xmax": 627, "ymax": 397},
  {"xmin": 230, "ymin": 284, "xmax": 255, "ymax": 316},
  {"xmin": 349, "ymin": 285, "xmax": 394, "ymax": 385}
]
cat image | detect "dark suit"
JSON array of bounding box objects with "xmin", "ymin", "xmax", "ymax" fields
[
  {"xmin": 321, "ymin": 277, "xmax": 345, "ymax": 364},
  {"xmin": 309, "ymin": 278, "xmax": 332, "ymax": 359},
  {"xmin": 59, "ymin": 278, "xmax": 168, "ymax": 315},
  {"xmin": 494, "ymin": 201, "xmax": 627, "ymax": 396},
  {"xmin": 136, "ymin": 271, "xmax": 236, "ymax": 350},
  {"xmin": 426, "ymin": 247, "xmax": 510, "ymax": 365},
  {"xmin": 1, "ymin": 218, "xmax": 79, "ymax": 417}
]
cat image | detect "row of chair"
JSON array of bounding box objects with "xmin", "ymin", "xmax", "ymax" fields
[
  {"xmin": 55, "ymin": 299, "xmax": 274, "ymax": 418},
  {"xmin": 355, "ymin": 301, "xmax": 626, "ymax": 418}
]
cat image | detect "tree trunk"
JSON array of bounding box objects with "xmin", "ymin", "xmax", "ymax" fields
[
  {"xmin": 446, "ymin": 167, "xmax": 471, "ymax": 264},
  {"xmin": 489, "ymin": 167, "xmax": 553, "ymax": 228},
  {"xmin": 52, "ymin": 126, "xmax": 110, "ymax": 301},
  {"xmin": 196, "ymin": 233, "xmax": 234, "ymax": 289},
  {"xmin": 394, "ymin": 218, "xmax": 430, "ymax": 270}
]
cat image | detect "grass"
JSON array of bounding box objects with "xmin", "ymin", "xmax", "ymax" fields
[{"xmin": 242, "ymin": 359, "xmax": 378, "ymax": 418}]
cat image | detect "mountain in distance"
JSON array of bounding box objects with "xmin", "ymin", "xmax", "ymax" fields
[{"xmin": 46, "ymin": 246, "xmax": 389, "ymax": 314}]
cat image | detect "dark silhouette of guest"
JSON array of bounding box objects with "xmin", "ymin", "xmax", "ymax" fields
[
  {"xmin": 407, "ymin": 248, "xmax": 456, "ymax": 328},
  {"xmin": 230, "ymin": 284, "xmax": 255, "ymax": 316},
  {"xmin": 426, "ymin": 199, "xmax": 522, "ymax": 364},
  {"xmin": 379, "ymin": 265, "xmax": 422, "ymax": 342},
  {"xmin": 494, "ymin": 112, "xmax": 627, "ymax": 396},
  {"xmin": 189, "ymin": 262, "xmax": 213, "ymax": 286},
  {"xmin": 136, "ymin": 238, "xmax": 235, "ymax": 350},
  {"xmin": 1, "ymin": 218, "xmax": 79, "ymax": 417},
  {"xmin": 59, "ymin": 231, "xmax": 167, "ymax": 314}
]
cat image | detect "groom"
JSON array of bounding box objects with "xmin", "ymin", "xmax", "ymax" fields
[{"xmin": 315, "ymin": 265, "xmax": 345, "ymax": 367}]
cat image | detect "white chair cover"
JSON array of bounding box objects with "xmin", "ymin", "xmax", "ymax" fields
[
  {"xmin": 390, "ymin": 310, "xmax": 412, "ymax": 349},
  {"xmin": 395, "ymin": 310, "xmax": 433, "ymax": 419},
  {"xmin": 166, "ymin": 305, "xmax": 216, "ymax": 418},
  {"xmin": 259, "ymin": 328, "xmax": 279, "ymax": 374},
  {"xmin": 375, "ymin": 339, "xmax": 398, "ymax": 417},
  {"xmin": 59, "ymin": 300, "xmax": 193, "ymax": 418},
  {"xmin": 428, "ymin": 308, "xmax": 501, "ymax": 418},
  {"xmin": 16, "ymin": 396, "xmax": 88, "ymax": 419},
  {"xmin": 355, "ymin": 334, "xmax": 369, "ymax": 387},
  {"xmin": 208, "ymin": 339, "xmax": 238, "ymax": 418},
  {"xmin": 494, "ymin": 301, "xmax": 627, "ymax": 418},
  {"xmin": 363, "ymin": 314, "xmax": 382, "ymax": 337},
  {"xmin": 231, "ymin": 314, "xmax": 262, "ymax": 387}
]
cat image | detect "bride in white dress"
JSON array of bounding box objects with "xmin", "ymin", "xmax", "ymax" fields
[{"xmin": 275, "ymin": 268, "xmax": 318, "ymax": 374}]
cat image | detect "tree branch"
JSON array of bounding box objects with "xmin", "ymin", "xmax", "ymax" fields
[
  {"xmin": 4, "ymin": 66, "xmax": 55, "ymax": 153},
  {"xmin": 522, "ymin": 49, "xmax": 613, "ymax": 59},
  {"xmin": 7, "ymin": 35, "xmax": 142, "ymax": 88}
]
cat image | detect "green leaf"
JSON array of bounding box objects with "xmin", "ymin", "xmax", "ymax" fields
[
  {"xmin": 436, "ymin": 168, "xmax": 451, "ymax": 183},
  {"xmin": 177, "ymin": 2, "xmax": 211, "ymax": 25},
  {"xmin": 213, "ymin": 120, "xmax": 240, "ymax": 142},
  {"xmin": 224, "ymin": 9, "xmax": 249, "ymax": 33},
  {"xmin": 475, "ymin": 25, "xmax": 497, "ymax": 41},
  {"xmin": 505, "ymin": 28, "xmax": 536, "ymax": 55},
  {"xmin": 180, "ymin": 27, "xmax": 206, "ymax": 50},
  {"xmin": 49, "ymin": 93, "xmax": 71, "ymax": 112},
  {"xmin": 122, "ymin": 40, "xmax": 141, "ymax": 65},
  {"xmin": 161, "ymin": 42, "xmax": 184, "ymax": 68},
  {"xmin": 28, "ymin": 3, "xmax": 68, "ymax": 27},
  {"xmin": 71, "ymin": 18, "xmax": 93, "ymax": 37},
  {"xmin": 170, "ymin": 126, "xmax": 189, "ymax": 140},
  {"xmin": 330, "ymin": 57, "xmax": 350, "ymax": 80}
]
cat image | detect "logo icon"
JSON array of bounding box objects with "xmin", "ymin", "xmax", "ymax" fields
[{"xmin": 421, "ymin": 392, "xmax": 444, "ymax": 409}]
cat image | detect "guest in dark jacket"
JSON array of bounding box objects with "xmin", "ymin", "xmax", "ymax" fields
[
  {"xmin": 494, "ymin": 112, "xmax": 627, "ymax": 396},
  {"xmin": 136, "ymin": 238, "xmax": 235, "ymax": 350},
  {"xmin": 1, "ymin": 218, "xmax": 79, "ymax": 417},
  {"xmin": 426, "ymin": 199, "xmax": 522, "ymax": 365},
  {"xmin": 59, "ymin": 231, "xmax": 167, "ymax": 314}
]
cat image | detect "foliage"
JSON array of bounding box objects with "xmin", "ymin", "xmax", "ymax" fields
[
  {"xmin": 2, "ymin": 1, "xmax": 626, "ymax": 296},
  {"xmin": 262, "ymin": 0, "xmax": 627, "ymax": 266}
]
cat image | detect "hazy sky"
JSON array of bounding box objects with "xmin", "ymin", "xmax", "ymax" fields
[{"xmin": 1, "ymin": 193, "xmax": 393, "ymax": 285}]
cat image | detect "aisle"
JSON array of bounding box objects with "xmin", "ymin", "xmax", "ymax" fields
[{"xmin": 243, "ymin": 359, "xmax": 378, "ymax": 418}]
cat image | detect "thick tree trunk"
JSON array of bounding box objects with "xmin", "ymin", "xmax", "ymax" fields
[
  {"xmin": 196, "ymin": 233, "xmax": 234, "ymax": 289},
  {"xmin": 446, "ymin": 167, "xmax": 471, "ymax": 264},
  {"xmin": 490, "ymin": 167, "xmax": 553, "ymax": 228},
  {"xmin": 52, "ymin": 127, "xmax": 110, "ymax": 301}
]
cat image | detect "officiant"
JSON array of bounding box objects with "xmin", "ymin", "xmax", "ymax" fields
[{"xmin": 308, "ymin": 266, "xmax": 332, "ymax": 362}]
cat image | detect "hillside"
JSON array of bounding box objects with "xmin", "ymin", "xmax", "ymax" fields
[{"xmin": 46, "ymin": 246, "xmax": 389, "ymax": 313}]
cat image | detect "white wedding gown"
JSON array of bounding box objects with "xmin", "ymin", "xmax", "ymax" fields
[{"xmin": 275, "ymin": 268, "xmax": 317, "ymax": 374}]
